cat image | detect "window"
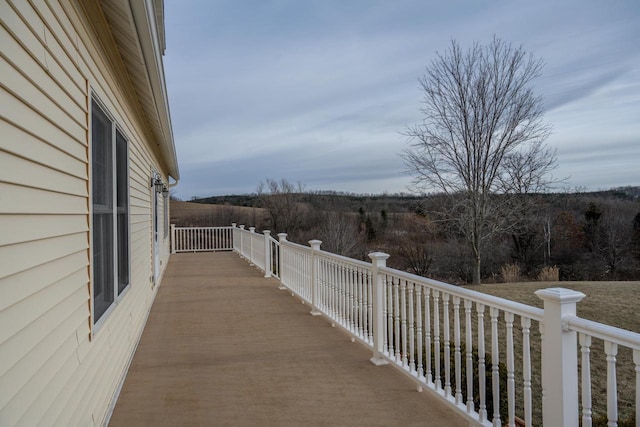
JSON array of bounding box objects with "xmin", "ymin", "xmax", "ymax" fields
[{"xmin": 92, "ymin": 98, "xmax": 130, "ymax": 324}]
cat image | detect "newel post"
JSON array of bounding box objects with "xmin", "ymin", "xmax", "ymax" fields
[
  {"xmin": 239, "ymin": 225, "xmax": 245, "ymax": 258},
  {"xmin": 369, "ymin": 252, "xmax": 390, "ymax": 366},
  {"xmin": 249, "ymin": 227, "xmax": 256, "ymax": 265},
  {"xmin": 277, "ymin": 233, "xmax": 287, "ymax": 290},
  {"xmin": 263, "ymin": 230, "xmax": 272, "ymax": 278},
  {"xmin": 535, "ymin": 287, "xmax": 585, "ymax": 427},
  {"xmin": 308, "ymin": 240, "xmax": 322, "ymax": 316},
  {"xmin": 231, "ymin": 223, "xmax": 237, "ymax": 252},
  {"xmin": 170, "ymin": 224, "xmax": 176, "ymax": 254}
]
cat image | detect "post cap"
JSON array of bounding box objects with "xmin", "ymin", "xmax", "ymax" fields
[
  {"xmin": 535, "ymin": 287, "xmax": 586, "ymax": 304},
  {"xmin": 277, "ymin": 233, "xmax": 288, "ymax": 242},
  {"xmin": 308, "ymin": 240, "xmax": 322, "ymax": 250},
  {"xmin": 249, "ymin": 227, "xmax": 256, "ymax": 232},
  {"xmin": 263, "ymin": 230, "xmax": 271, "ymax": 235},
  {"xmin": 369, "ymin": 252, "xmax": 390, "ymax": 260}
]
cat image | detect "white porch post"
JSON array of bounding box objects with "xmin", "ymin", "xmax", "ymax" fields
[
  {"xmin": 170, "ymin": 224, "xmax": 176, "ymax": 254},
  {"xmin": 369, "ymin": 252, "xmax": 390, "ymax": 366},
  {"xmin": 277, "ymin": 233, "xmax": 287, "ymax": 290},
  {"xmin": 231, "ymin": 223, "xmax": 237, "ymax": 252},
  {"xmin": 308, "ymin": 240, "xmax": 322, "ymax": 316},
  {"xmin": 263, "ymin": 230, "xmax": 272, "ymax": 278},
  {"xmin": 249, "ymin": 227, "xmax": 255, "ymax": 265},
  {"xmin": 535, "ymin": 287, "xmax": 585, "ymax": 427},
  {"xmin": 239, "ymin": 225, "xmax": 245, "ymax": 258}
]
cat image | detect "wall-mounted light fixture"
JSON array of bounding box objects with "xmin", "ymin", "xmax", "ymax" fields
[{"xmin": 151, "ymin": 174, "xmax": 164, "ymax": 194}]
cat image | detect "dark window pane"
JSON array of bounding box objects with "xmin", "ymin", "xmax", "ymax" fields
[
  {"xmin": 92, "ymin": 100, "xmax": 114, "ymax": 322},
  {"xmin": 93, "ymin": 211, "xmax": 114, "ymax": 321},
  {"xmin": 91, "ymin": 100, "xmax": 112, "ymax": 210},
  {"xmin": 116, "ymin": 129, "xmax": 129, "ymax": 294}
]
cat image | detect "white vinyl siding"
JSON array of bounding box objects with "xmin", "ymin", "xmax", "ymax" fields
[{"xmin": 0, "ymin": 0, "xmax": 172, "ymax": 426}]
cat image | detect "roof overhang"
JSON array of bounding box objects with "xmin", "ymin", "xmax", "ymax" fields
[{"xmin": 100, "ymin": 0, "xmax": 180, "ymax": 181}]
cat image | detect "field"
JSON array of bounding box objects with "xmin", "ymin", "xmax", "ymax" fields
[
  {"xmin": 464, "ymin": 281, "xmax": 640, "ymax": 424},
  {"xmin": 170, "ymin": 200, "xmax": 266, "ymax": 227}
]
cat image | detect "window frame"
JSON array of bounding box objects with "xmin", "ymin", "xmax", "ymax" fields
[{"xmin": 90, "ymin": 95, "xmax": 131, "ymax": 330}]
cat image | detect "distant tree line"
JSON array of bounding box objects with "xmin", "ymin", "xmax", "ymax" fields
[{"xmin": 176, "ymin": 179, "xmax": 640, "ymax": 283}]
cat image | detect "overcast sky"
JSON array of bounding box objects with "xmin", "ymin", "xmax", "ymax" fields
[{"xmin": 164, "ymin": 0, "xmax": 639, "ymax": 199}]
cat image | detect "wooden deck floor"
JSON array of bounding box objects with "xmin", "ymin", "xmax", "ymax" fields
[{"xmin": 108, "ymin": 252, "xmax": 466, "ymax": 427}]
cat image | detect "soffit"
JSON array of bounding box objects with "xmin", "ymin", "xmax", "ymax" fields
[{"xmin": 98, "ymin": 0, "xmax": 179, "ymax": 180}]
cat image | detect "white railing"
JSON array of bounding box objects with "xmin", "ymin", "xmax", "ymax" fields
[
  {"xmin": 174, "ymin": 223, "xmax": 640, "ymax": 426},
  {"xmin": 566, "ymin": 314, "xmax": 640, "ymax": 427},
  {"xmin": 375, "ymin": 263, "xmax": 545, "ymax": 427},
  {"xmin": 171, "ymin": 225, "xmax": 233, "ymax": 252}
]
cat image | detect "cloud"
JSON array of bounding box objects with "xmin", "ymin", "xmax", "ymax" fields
[{"xmin": 164, "ymin": 0, "xmax": 640, "ymax": 198}]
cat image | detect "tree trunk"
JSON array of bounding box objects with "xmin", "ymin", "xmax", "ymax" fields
[{"xmin": 472, "ymin": 253, "xmax": 481, "ymax": 285}]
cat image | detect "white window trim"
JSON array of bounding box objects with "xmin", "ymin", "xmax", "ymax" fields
[{"xmin": 90, "ymin": 94, "xmax": 132, "ymax": 333}]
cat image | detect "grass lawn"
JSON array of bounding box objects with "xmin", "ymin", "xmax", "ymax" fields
[{"xmin": 463, "ymin": 281, "xmax": 640, "ymax": 333}]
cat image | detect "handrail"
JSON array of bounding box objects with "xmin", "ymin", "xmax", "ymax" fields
[
  {"xmin": 379, "ymin": 265, "xmax": 544, "ymax": 321},
  {"xmin": 566, "ymin": 315, "xmax": 640, "ymax": 350},
  {"xmin": 316, "ymin": 248, "xmax": 373, "ymax": 270}
]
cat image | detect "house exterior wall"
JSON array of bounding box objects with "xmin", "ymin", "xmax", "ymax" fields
[{"xmin": 0, "ymin": 0, "xmax": 173, "ymax": 425}]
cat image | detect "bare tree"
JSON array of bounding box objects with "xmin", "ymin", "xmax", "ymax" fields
[
  {"xmin": 257, "ymin": 178, "xmax": 304, "ymax": 235},
  {"xmin": 316, "ymin": 212, "xmax": 363, "ymax": 258},
  {"xmin": 403, "ymin": 37, "xmax": 556, "ymax": 284}
]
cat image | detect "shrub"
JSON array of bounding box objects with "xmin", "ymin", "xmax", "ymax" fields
[
  {"xmin": 500, "ymin": 263, "xmax": 521, "ymax": 283},
  {"xmin": 537, "ymin": 265, "xmax": 559, "ymax": 282}
]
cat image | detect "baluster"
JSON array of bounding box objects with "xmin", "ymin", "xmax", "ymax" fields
[
  {"xmin": 464, "ymin": 299, "xmax": 474, "ymax": 413},
  {"xmin": 433, "ymin": 290, "xmax": 441, "ymax": 390},
  {"xmin": 351, "ymin": 268, "xmax": 356, "ymax": 334},
  {"xmin": 347, "ymin": 266, "xmax": 353, "ymax": 332},
  {"xmin": 579, "ymin": 334, "xmax": 592, "ymax": 427},
  {"xmin": 477, "ymin": 303, "xmax": 487, "ymax": 422},
  {"xmin": 604, "ymin": 341, "xmax": 618, "ymax": 427},
  {"xmin": 490, "ymin": 307, "xmax": 501, "ymax": 427},
  {"xmin": 332, "ymin": 262, "xmax": 338, "ymax": 318},
  {"xmin": 345, "ymin": 265, "xmax": 350, "ymax": 325},
  {"xmin": 521, "ymin": 317, "xmax": 532, "ymax": 427},
  {"xmin": 424, "ymin": 288, "xmax": 432, "ymax": 384},
  {"xmin": 387, "ymin": 276, "xmax": 394, "ymax": 357},
  {"xmin": 538, "ymin": 321, "xmax": 545, "ymax": 415},
  {"xmin": 332, "ymin": 262, "xmax": 338, "ymax": 317},
  {"xmin": 453, "ymin": 296, "xmax": 462, "ymax": 405},
  {"xmin": 341, "ymin": 265, "xmax": 347, "ymax": 325},
  {"xmin": 394, "ymin": 277, "xmax": 401, "ymax": 363},
  {"xmin": 401, "ymin": 280, "xmax": 408, "ymax": 368},
  {"xmin": 408, "ymin": 283, "xmax": 415, "ymax": 373},
  {"xmin": 323, "ymin": 259, "xmax": 328, "ymax": 311},
  {"xmin": 367, "ymin": 271, "xmax": 374, "ymax": 343},
  {"xmin": 341, "ymin": 264, "xmax": 347, "ymax": 324},
  {"xmin": 352, "ymin": 267, "xmax": 358, "ymax": 335},
  {"xmin": 634, "ymin": 350, "xmax": 640, "ymax": 427},
  {"xmin": 345, "ymin": 266, "xmax": 351, "ymax": 330},
  {"xmin": 381, "ymin": 271, "xmax": 387, "ymax": 351},
  {"xmin": 443, "ymin": 293, "xmax": 451, "ymax": 397},
  {"xmin": 505, "ymin": 312, "xmax": 515, "ymax": 427},
  {"xmin": 416, "ymin": 286, "xmax": 423, "ymax": 379},
  {"xmin": 356, "ymin": 268, "xmax": 363, "ymax": 338},
  {"xmin": 359, "ymin": 268, "xmax": 365, "ymax": 340}
]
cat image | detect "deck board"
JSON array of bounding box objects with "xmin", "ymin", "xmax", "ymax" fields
[{"xmin": 109, "ymin": 252, "xmax": 466, "ymax": 426}]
